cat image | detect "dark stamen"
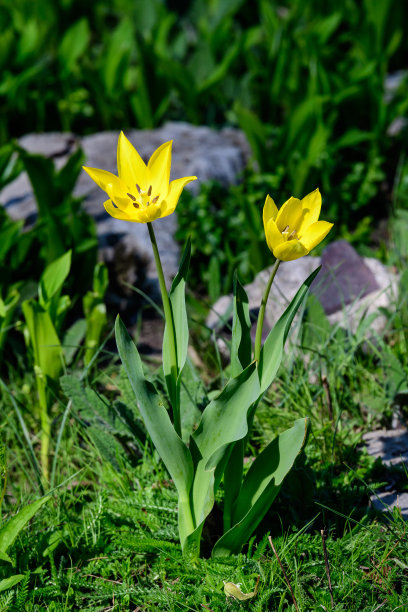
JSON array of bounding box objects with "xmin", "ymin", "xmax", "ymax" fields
[
  {"xmin": 133, "ymin": 202, "xmax": 140, "ymax": 209},
  {"xmin": 283, "ymin": 225, "xmax": 290, "ymax": 233},
  {"xmin": 127, "ymin": 192, "xmax": 136, "ymax": 201},
  {"xmin": 151, "ymin": 195, "xmax": 159, "ymax": 204},
  {"xmin": 147, "ymin": 185, "xmax": 152, "ymax": 196},
  {"xmin": 136, "ymin": 184, "xmax": 142, "ymax": 194}
]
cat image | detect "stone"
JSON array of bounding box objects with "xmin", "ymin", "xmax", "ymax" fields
[
  {"xmin": 312, "ymin": 240, "xmax": 379, "ymax": 315},
  {"xmin": 363, "ymin": 428, "xmax": 408, "ymax": 518},
  {"xmin": 207, "ymin": 242, "xmax": 398, "ymax": 355},
  {"xmin": 0, "ymin": 124, "xmax": 251, "ymax": 348},
  {"xmin": 1, "ymin": 124, "xmax": 251, "ymax": 285}
]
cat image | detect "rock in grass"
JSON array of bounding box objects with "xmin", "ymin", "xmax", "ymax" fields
[
  {"xmin": 208, "ymin": 242, "xmax": 398, "ymax": 347},
  {"xmin": 1, "ymin": 123, "xmax": 250, "ymax": 283},
  {"xmin": 0, "ymin": 123, "xmax": 250, "ymax": 348},
  {"xmin": 363, "ymin": 428, "xmax": 408, "ymax": 519}
]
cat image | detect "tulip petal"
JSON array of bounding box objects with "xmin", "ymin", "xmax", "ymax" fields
[
  {"xmin": 299, "ymin": 221, "xmax": 333, "ymax": 251},
  {"xmin": 275, "ymin": 197, "xmax": 303, "ymax": 233},
  {"xmin": 274, "ymin": 240, "xmax": 309, "ymax": 261},
  {"xmin": 265, "ymin": 218, "xmax": 284, "ymax": 253},
  {"xmin": 298, "ymin": 188, "xmax": 322, "ymax": 233},
  {"xmin": 263, "ymin": 195, "xmax": 279, "ymax": 229},
  {"xmin": 104, "ymin": 200, "xmax": 135, "ymax": 221},
  {"xmin": 83, "ymin": 166, "xmax": 126, "ymax": 195},
  {"xmin": 117, "ymin": 131, "xmax": 149, "ymax": 189},
  {"xmin": 148, "ymin": 141, "xmax": 173, "ymax": 198},
  {"xmin": 161, "ymin": 175, "xmax": 197, "ymax": 217}
]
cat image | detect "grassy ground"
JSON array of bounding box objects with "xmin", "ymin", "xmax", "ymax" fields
[{"xmin": 2, "ymin": 276, "xmax": 408, "ymax": 610}]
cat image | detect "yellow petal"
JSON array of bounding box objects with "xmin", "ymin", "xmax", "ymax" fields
[
  {"xmin": 298, "ymin": 188, "xmax": 322, "ymax": 233},
  {"xmin": 117, "ymin": 131, "xmax": 149, "ymax": 189},
  {"xmin": 83, "ymin": 166, "xmax": 126, "ymax": 196},
  {"xmin": 265, "ymin": 218, "xmax": 284, "ymax": 253},
  {"xmin": 263, "ymin": 195, "xmax": 279, "ymax": 230},
  {"xmin": 147, "ymin": 141, "xmax": 172, "ymax": 198},
  {"xmin": 274, "ymin": 239, "xmax": 309, "ymax": 261},
  {"xmin": 104, "ymin": 199, "xmax": 135, "ymax": 221},
  {"xmin": 161, "ymin": 175, "xmax": 197, "ymax": 217},
  {"xmin": 275, "ymin": 197, "xmax": 303, "ymax": 233},
  {"xmin": 299, "ymin": 221, "xmax": 333, "ymax": 251}
]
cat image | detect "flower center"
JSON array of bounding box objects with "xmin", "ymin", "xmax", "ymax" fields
[
  {"xmin": 282, "ymin": 225, "xmax": 298, "ymax": 240},
  {"xmin": 126, "ymin": 184, "xmax": 160, "ymax": 209}
]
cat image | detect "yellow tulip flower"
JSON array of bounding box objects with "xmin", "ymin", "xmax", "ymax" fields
[
  {"xmin": 263, "ymin": 188, "xmax": 333, "ymax": 261},
  {"xmin": 83, "ymin": 132, "xmax": 197, "ymax": 223}
]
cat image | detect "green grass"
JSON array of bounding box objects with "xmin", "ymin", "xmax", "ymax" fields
[
  {"xmin": 2, "ymin": 444, "xmax": 407, "ymax": 610},
  {"xmin": 2, "ymin": 274, "xmax": 408, "ymax": 610}
]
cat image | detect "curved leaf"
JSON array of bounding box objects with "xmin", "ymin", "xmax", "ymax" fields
[
  {"xmin": 231, "ymin": 273, "xmax": 252, "ymax": 378},
  {"xmin": 162, "ymin": 238, "xmax": 191, "ymax": 408},
  {"xmin": 115, "ymin": 316, "xmax": 195, "ymax": 545},
  {"xmin": 212, "ymin": 418, "xmax": 309, "ymax": 557},
  {"xmin": 258, "ymin": 267, "xmax": 320, "ymax": 394},
  {"xmin": 0, "ymin": 496, "xmax": 50, "ymax": 557},
  {"xmin": 190, "ymin": 362, "xmax": 259, "ymax": 532}
]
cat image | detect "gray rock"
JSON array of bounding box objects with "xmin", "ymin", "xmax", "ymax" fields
[
  {"xmin": 363, "ymin": 428, "xmax": 408, "ymax": 467},
  {"xmin": 1, "ymin": 123, "xmax": 250, "ymax": 286},
  {"xmin": 0, "ymin": 123, "xmax": 250, "ymax": 352},
  {"xmin": 207, "ymin": 242, "xmax": 398, "ymax": 354},
  {"xmin": 363, "ymin": 428, "xmax": 408, "ymax": 518},
  {"xmin": 312, "ymin": 240, "xmax": 379, "ymax": 315}
]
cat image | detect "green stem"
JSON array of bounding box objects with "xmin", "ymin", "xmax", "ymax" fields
[
  {"xmin": 254, "ymin": 258, "xmax": 281, "ymax": 362},
  {"xmin": 37, "ymin": 376, "xmax": 50, "ymax": 481},
  {"xmin": 147, "ymin": 222, "xmax": 181, "ymax": 437}
]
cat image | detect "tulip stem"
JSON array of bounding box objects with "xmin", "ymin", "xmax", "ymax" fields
[
  {"xmin": 254, "ymin": 258, "xmax": 281, "ymax": 363},
  {"xmin": 147, "ymin": 222, "xmax": 181, "ymax": 437}
]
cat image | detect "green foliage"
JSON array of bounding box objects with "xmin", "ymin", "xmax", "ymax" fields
[
  {"xmin": 1, "ymin": 0, "xmax": 407, "ymax": 233},
  {"xmin": 176, "ymin": 173, "xmax": 272, "ymax": 299},
  {"xmin": 115, "ymin": 235, "xmax": 319, "ymax": 558}
]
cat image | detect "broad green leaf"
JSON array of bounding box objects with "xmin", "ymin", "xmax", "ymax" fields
[
  {"xmin": 84, "ymin": 304, "xmax": 107, "ymax": 366},
  {"xmin": 0, "ymin": 497, "xmax": 50, "ymax": 555},
  {"xmin": 18, "ymin": 152, "xmax": 55, "ymax": 218},
  {"xmin": 230, "ymin": 273, "xmax": 252, "ymax": 378},
  {"xmin": 101, "ymin": 19, "xmax": 133, "ymax": 97},
  {"xmin": 56, "ymin": 148, "xmax": 86, "ymax": 197},
  {"xmin": 335, "ymin": 129, "xmax": 373, "ymax": 149},
  {"xmin": 162, "ymin": 238, "xmax": 191, "ymax": 408},
  {"xmin": 115, "ymin": 316, "xmax": 195, "ymax": 545},
  {"xmin": 22, "ymin": 301, "xmax": 63, "ymax": 380},
  {"xmin": 0, "ymin": 550, "xmax": 12, "ymax": 564},
  {"xmin": 163, "ymin": 238, "xmax": 191, "ymax": 379},
  {"xmin": 258, "ymin": 267, "xmax": 320, "ymax": 395},
  {"xmin": 0, "ymin": 574, "xmax": 24, "ymax": 592},
  {"xmin": 190, "ymin": 362, "xmax": 259, "ymax": 533},
  {"xmin": 212, "ymin": 418, "xmax": 309, "ymax": 556},
  {"xmin": 63, "ymin": 318, "xmax": 86, "ymax": 366},
  {"xmin": 39, "ymin": 250, "xmax": 71, "ymax": 308},
  {"xmin": 59, "ymin": 18, "xmax": 90, "ymax": 76},
  {"xmin": 222, "ymin": 438, "xmax": 244, "ymax": 532}
]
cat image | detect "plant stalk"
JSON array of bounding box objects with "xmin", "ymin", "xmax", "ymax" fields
[
  {"xmin": 254, "ymin": 258, "xmax": 280, "ymax": 362},
  {"xmin": 147, "ymin": 222, "xmax": 181, "ymax": 437}
]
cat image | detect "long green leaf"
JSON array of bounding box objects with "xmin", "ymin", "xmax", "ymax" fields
[
  {"xmin": 0, "ymin": 574, "xmax": 24, "ymax": 592},
  {"xmin": 115, "ymin": 316, "xmax": 195, "ymax": 545},
  {"xmin": 162, "ymin": 238, "xmax": 191, "ymax": 385},
  {"xmin": 230, "ymin": 273, "xmax": 252, "ymax": 378},
  {"xmin": 22, "ymin": 301, "xmax": 63, "ymax": 380},
  {"xmin": 190, "ymin": 363, "xmax": 259, "ymax": 534},
  {"xmin": 212, "ymin": 418, "xmax": 309, "ymax": 556},
  {"xmin": 258, "ymin": 267, "xmax": 320, "ymax": 394},
  {"xmin": 0, "ymin": 497, "xmax": 50, "ymax": 556},
  {"xmin": 39, "ymin": 250, "xmax": 71, "ymax": 308}
]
